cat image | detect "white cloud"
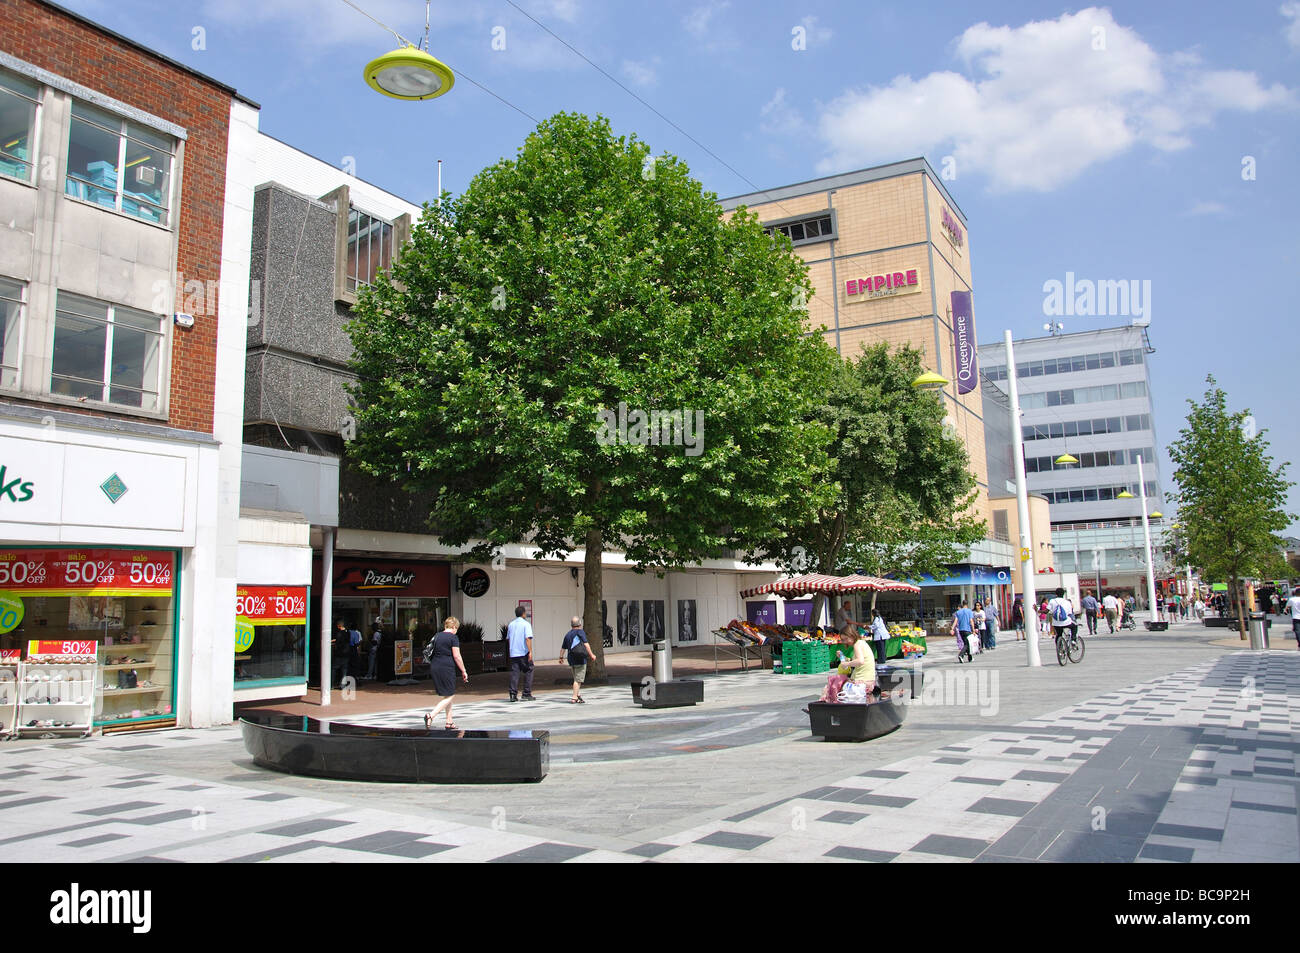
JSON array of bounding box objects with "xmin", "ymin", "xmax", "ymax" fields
[
  {"xmin": 798, "ymin": 15, "xmax": 832, "ymax": 46},
  {"xmin": 684, "ymin": 2, "xmax": 729, "ymax": 39},
  {"xmin": 760, "ymin": 87, "xmax": 807, "ymax": 136},
  {"xmin": 1185, "ymin": 201, "xmax": 1228, "ymax": 216},
  {"xmin": 200, "ymin": 0, "xmax": 455, "ymax": 48},
  {"xmin": 621, "ymin": 58, "xmax": 660, "ymax": 87},
  {"xmin": 813, "ymin": 7, "xmax": 1296, "ymax": 191},
  {"xmin": 1283, "ymin": 2, "xmax": 1300, "ymax": 49}
]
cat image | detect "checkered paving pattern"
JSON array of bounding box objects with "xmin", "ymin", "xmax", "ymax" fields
[{"xmin": 0, "ymin": 650, "xmax": 1293, "ymax": 862}]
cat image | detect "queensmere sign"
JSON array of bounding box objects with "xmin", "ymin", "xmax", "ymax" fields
[{"xmin": 951, "ymin": 291, "xmax": 978, "ymax": 395}]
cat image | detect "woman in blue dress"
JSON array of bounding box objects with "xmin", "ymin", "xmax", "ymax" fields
[{"xmin": 424, "ymin": 617, "xmax": 469, "ymax": 730}]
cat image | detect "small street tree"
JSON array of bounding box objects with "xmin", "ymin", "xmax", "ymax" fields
[
  {"xmin": 1167, "ymin": 377, "xmax": 1294, "ymax": 638},
  {"xmin": 346, "ymin": 112, "xmax": 835, "ymax": 677},
  {"xmin": 760, "ymin": 343, "xmax": 986, "ymax": 623}
]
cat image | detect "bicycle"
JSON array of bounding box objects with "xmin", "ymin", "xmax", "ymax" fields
[{"xmin": 1054, "ymin": 626, "xmax": 1086, "ymax": 666}]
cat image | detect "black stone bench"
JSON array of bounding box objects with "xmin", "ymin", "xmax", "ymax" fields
[
  {"xmin": 807, "ymin": 697, "xmax": 907, "ymax": 742},
  {"xmin": 629, "ymin": 678, "xmax": 704, "ymax": 708},
  {"xmin": 877, "ymin": 663, "xmax": 924, "ymax": 699},
  {"xmin": 240, "ymin": 714, "xmax": 548, "ymax": 783}
]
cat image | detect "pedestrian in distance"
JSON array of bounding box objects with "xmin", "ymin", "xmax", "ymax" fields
[
  {"xmin": 506, "ymin": 605, "xmax": 535, "ymax": 702},
  {"xmin": 331, "ymin": 619, "xmax": 351, "ymax": 688},
  {"xmin": 558, "ymin": 616, "xmax": 596, "ymax": 703},
  {"xmin": 1012, "ymin": 596, "xmax": 1026, "ymax": 640},
  {"xmin": 870, "ymin": 608, "xmax": 889, "ymax": 664},
  {"xmin": 984, "ymin": 599, "xmax": 999, "ymax": 649},
  {"xmin": 366, "ymin": 620, "xmax": 382, "ymax": 680},
  {"xmin": 1286, "ymin": 590, "xmax": 1300, "ymax": 649},
  {"xmin": 423, "ymin": 617, "xmax": 469, "ymax": 729},
  {"xmin": 1102, "ymin": 592, "xmax": 1119, "ymax": 633},
  {"xmin": 1048, "ymin": 587, "xmax": 1078, "ymax": 644},
  {"xmin": 1039, "ymin": 598, "xmax": 1050, "ymax": 635},
  {"xmin": 972, "ymin": 602, "xmax": 986, "ymax": 653},
  {"xmin": 1081, "ymin": 591, "xmax": 1099, "ymax": 636},
  {"xmin": 952, "ymin": 601, "xmax": 975, "ymax": 663}
]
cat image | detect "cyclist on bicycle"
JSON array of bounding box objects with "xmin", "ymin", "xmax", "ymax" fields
[{"xmin": 1048, "ymin": 587, "xmax": 1078, "ymax": 643}]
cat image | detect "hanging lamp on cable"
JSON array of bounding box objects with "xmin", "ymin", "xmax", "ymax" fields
[{"xmin": 360, "ymin": 0, "xmax": 455, "ymax": 101}]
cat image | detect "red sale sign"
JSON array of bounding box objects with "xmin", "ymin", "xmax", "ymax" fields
[
  {"xmin": 236, "ymin": 586, "xmax": 307, "ymax": 624},
  {"xmin": 0, "ymin": 550, "xmax": 173, "ymax": 596},
  {"xmin": 28, "ymin": 640, "xmax": 97, "ymax": 657}
]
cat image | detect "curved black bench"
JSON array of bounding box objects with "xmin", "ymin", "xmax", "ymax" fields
[
  {"xmin": 240, "ymin": 714, "xmax": 548, "ymax": 783},
  {"xmin": 807, "ymin": 696, "xmax": 907, "ymax": 742}
]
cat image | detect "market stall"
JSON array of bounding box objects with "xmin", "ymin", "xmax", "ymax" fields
[{"xmin": 739, "ymin": 573, "xmax": 925, "ymax": 659}]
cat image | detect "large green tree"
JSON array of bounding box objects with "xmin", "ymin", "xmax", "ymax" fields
[
  {"xmin": 1167, "ymin": 377, "xmax": 1294, "ymax": 637},
  {"xmin": 346, "ymin": 112, "xmax": 835, "ymax": 676},
  {"xmin": 760, "ymin": 343, "xmax": 986, "ymax": 621}
]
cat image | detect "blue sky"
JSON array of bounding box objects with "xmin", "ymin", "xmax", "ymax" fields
[{"xmin": 61, "ymin": 0, "xmax": 1300, "ymax": 530}]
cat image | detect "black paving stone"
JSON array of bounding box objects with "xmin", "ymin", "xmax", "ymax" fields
[
  {"xmin": 1139, "ymin": 843, "xmax": 1196, "ymax": 862},
  {"xmin": 854, "ymin": 793, "xmax": 916, "ymax": 808},
  {"xmin": 62, "ymin": 833, "xmax": 129, "ymax": 847},
  {"xmin": 968, "ymin": 797, "xmax": 1035, "ymax": 818},
  {"xmin": 488, "ymin": 843, "xmax": 594, "ymax": 863},
  {"xmin": 261, "ymin": 818, "xmax": 354, "ymax": 837},
  {"xmin": 818, "ymin": 810, "xmax": 868, "ymax": 825},
  {"xmin": 1230, "ymin": 801, "xmax": 1297, "ymax": 815},
  {"xmin": 910, "ymin": 834, "xmax": 989, "ymax": 859},
  {"xmin": 953, "ymin": 777, "xmax": 1004, "ymax": 786},
  {"xmin": 824, "ymin": 845, "xmax": 898, "ymax": 863},
  {"xmin": 693, "ymin": 831, "xmax": 772, "ymax": 851},
  {"xmin": 625, "ymin": 843, "xmax": 675, "ymax": 858},
  {"xmin": 1014, "ymin": 769, "xmax": 1070, "ymax": 783},
  {"xmin": 1151, "ymin": 823, "xmax": 1224, "ymax": 843}
]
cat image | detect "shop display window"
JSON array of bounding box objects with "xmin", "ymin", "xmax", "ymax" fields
[
  {"xmin": 0, "ymin": 549, "xmax": 177, "ymax": 727},
  {"xmin": 235, "ymin": 586, "xmax": 309, "ymax": 685}
]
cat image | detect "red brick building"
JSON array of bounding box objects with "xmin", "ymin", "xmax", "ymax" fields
[{"xmin": 0, "ymin": 0, "xmax": 260, "ymax": 731}]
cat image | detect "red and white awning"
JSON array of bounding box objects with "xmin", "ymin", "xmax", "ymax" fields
[{"xmin": 739, "ymin": 573, "xmax": 920, "ymax": 599}]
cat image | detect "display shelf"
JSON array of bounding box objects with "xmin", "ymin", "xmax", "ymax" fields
[
  {"xmin": 16, "ymin": 659, "xmax": 97, "ymax": 737},
  {"xmin": 101, "ymin": 662, "xmax": 156, "ymax": 671},
  {"xmin": 101, "ymin": 686, "xmax": 165, "ymax": 697},
  {"xmin": 0, "ymin": 661, "xmax": 17, "ymax": 739}
]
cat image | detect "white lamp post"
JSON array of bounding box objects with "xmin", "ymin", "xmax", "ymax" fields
[
  {"xmin": 1137, "ymin": 458, "xmax": 1160, "ymax": 623},
  {"xmin": 1004, "ymin": 330, "xmax": 1041, "ymax": 666}
]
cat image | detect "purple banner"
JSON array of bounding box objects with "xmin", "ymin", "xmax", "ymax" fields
[
  {"xmin": 952, "ymin": 291, "xmax": 978, "ymax": 395},
  {"xmin": 746, "ymin": 601, "xmax": 777, "ymax": 625},
  {"xmin": 784, "ymin": 600, "xmax": 813, "ymax": 626}
]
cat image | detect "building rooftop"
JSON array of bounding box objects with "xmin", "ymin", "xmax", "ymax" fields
[{"xmin": 718, "ymin": 157, "xmax": 967, "ymax": 225}]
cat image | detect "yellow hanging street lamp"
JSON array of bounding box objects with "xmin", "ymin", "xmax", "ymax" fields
[
  {"xmin": 365, "ymin": 45, "xmax": 455, "ymax": 100},
  {"xmin": 1117, "ymin": 490, "xmax": 1135, "ymax": 498},
  {"xmin": 911, "ymin": 371, "xmax": 948, "ymax": 391},
  {"xmin": 1054, "ymin": 452, "xmax": 1078, "ymax": 466}
]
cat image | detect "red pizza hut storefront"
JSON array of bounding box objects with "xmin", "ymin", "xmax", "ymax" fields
[{"xmin": 311, "ymin": 556, "xmax": 451, "ymax": 683}]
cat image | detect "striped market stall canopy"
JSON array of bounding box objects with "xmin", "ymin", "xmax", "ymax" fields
[{"xmin": 740, "ymin": 573, "xmax": 921, "ymax": 599}]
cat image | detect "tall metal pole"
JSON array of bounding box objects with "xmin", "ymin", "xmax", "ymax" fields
[
  {"xmin": 319, "ymin": 527, "xmax": 335, "ymax": 706},
  {"xmin": 1004, "ymin": 331, "xmax": 1041, "ymax": 666},
  {"xmin": 1137, "ymin": 458, "xmax": 1159, "ymax": 623}
]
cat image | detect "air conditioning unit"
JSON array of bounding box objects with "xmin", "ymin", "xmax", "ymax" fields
[{"xmin": 134, "ymin": 165, "xmax": 156, "ymax": 186}]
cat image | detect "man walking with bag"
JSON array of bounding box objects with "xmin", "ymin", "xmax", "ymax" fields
[
  {"xmin": 507, "ymin": 605, "xmax": 535, "ymax": 702},
  {"xmin": 558, "ymin": 616, "xmax": 596, "ymax": 703}
]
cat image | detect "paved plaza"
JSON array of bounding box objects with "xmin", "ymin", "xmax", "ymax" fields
[{"xmin": 1, "ymin": 622, "xmax": 1297, "ymax": 863}]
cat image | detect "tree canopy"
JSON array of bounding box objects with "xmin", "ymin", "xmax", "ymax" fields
[
  {"xmin": 345, "ymin": 112, "xmax": 835, "ymax": 673},
  {"xmin": 760, "ymin": 342, "xmax": 986, "ymax": 615},
  {"xmin": 1167, "ymin": 376, "xmax": 1294, "ymax": 633}
]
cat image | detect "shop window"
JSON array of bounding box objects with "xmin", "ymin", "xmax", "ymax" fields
[
  {"xmin": 52, "ymin": 291, "xmax": 164, "ymax": 411},
  {"xmin": 1085, "ymin": 353, "xmax": 1100, "ymax": 370},
  {"xmin": 0, "ymin": 276, "xmax": 23, "ymax": 388},
  {"xmin": 1084, "ymin": 488, "xmax": 1098, "ymax": 502},
  {"xmin": 0, "ymin": 70, "xmax": 39, "ymax": 183},
  {"xmin": 235, "ymin": 587, "xmax": 309, "ymax": 684},
  {"xmin": 1099, "ymin": 351, "xmax": 1116, "ymax": 368},
  {"xmin": 0, "ymin": 549, "xmax": 178, "ymax": 727},
  {"xmin": 65, "ymin": 100, "xmax": 174, "ymax": 226}
]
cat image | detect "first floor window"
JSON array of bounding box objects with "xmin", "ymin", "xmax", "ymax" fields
[
  {"xmin": 0, "ymin": 70, "xmax": 39, "ymax": 182},
  {"xmin": 346, "ymin": 208, "xmax": 393, "ymax": 292},
  {"xmin": 65, "ymin": 100, "xmax": 174, "ymax": 226},
  {"xmin": 0, "ymin": 276, "xmax": 23, "ymax": 388},
  {"xmin": 52, "ymin": 292, "xmax": 164, "ymax": 411}
]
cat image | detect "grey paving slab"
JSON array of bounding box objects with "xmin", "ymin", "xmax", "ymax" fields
[
  {"xmin": 487, "ymin": 843, "xmax": 592, "ymax": 863},
  {"xmin": 694, "ymin": 831, "xmax": 772, "ymax": 850},
  {"xmin": 967, "ymin": 797, "xmax": 1035, "ymax": 818},
  {"xmin": 261, "ymin": 818, "xmax": 355, "ymax": 838},
  {"xmin": 910, "ymin": 834, "xmax": 989, "ymax": 859},
  {"xmin": 825, "ymin": 845, "xmax": 899, "ymax": 863}
]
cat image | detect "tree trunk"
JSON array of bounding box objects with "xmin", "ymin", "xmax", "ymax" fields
[
  {"xmin": 584, "ymin": 527, "xmax": 607, "ymax": 678},
  {"xmin": 1232, "ymin": 573, "xmax": 1247, "ymax": 641}
]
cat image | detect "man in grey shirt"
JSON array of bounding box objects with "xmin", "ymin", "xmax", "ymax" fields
[
  {"xmin": 835, "ymin": 600, "xmax": 859, "ymax": 637},
  {"xmin": 1081, "ymin": 592, "xmax": 1099, "ymax": 636}
]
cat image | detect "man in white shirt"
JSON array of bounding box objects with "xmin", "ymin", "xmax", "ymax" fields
[
  {"xmin": 1102, "ymin": 593, "xmax": 1119, "ymax": 633},
  {"xmin": 1285, "ymin": 590, "xmax": 1300, "ymax": 648},
  {"xmin": 506, "ymin": 605, "xmax": 535, "ymax": 702},
  {"xmin": 1048, "ymin": 587, "xmax": 1077, "ymax": 643}
]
